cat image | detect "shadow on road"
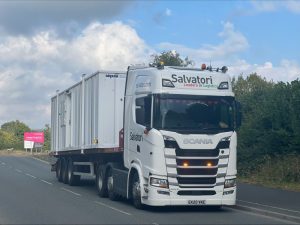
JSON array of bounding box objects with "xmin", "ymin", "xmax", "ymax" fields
[
  {"xmin": 144, "ymin": 205, "xmax": 229, "ymax": 213},
  {"xmin": 68, "ymin": 178, "xmax": 230, "ymax": 213}
]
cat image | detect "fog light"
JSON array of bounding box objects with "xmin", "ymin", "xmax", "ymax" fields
[
  {"xmin": 224, "ymin": 178, "xmax": 236, "ymax": 188},
  {"xmin": 150, "ymin": 177, "xmax": 168, "ymax": 188}
]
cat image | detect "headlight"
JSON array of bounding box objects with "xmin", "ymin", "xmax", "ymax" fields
[
  {"xmin": 163, "ymin": 135, "xmax": 176, "ymax": 141},
  {"xmin": 224, "ymin": 178, "xmax": 236, "ymax": 188},
  {"xmin": 220, "ymin": 136, "xmax": 231, "ymax": 142},
  {"xmin": 150, "ymin": 177, "xmax": 168, "ymax": 188},
  {"xmin": 163, "ymin": 135, "xmax": 178, "ymax": 148}
]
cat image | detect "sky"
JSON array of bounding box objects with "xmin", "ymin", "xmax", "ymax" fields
[{"xmin": 0, "ymin": 0, "xmax": 299, "ymax": 129}]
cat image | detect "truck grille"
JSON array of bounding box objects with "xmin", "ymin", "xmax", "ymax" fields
[
  {"xmin": 165, "ymin": 139, "xmax": 229, "ymax": 188},
  {"xmin": 177, "ymin": 177, "xmax": 216, "ymax": 185}
]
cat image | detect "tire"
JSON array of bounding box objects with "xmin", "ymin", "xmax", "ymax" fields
[
  {"xmin": 67, "ymin": 159, "xmax": 80, "ymax": 186},
  {"xmin": 131, "ymin": 173, "xmax": 143, "ymax": 209},
  {"xmin": 107, "ymin": 168, "xmax": 119, "ymax": 201},
  {"xmin": 56, "ymin": 159, "xmax": 63, "ymax": 182},
  {"xmin": 96, "ymin": 165, "xmax": 108, "ymax": 197},
  {"xmin": 62, "ymin": 158, "xmax": 68, "ymax": 184}
]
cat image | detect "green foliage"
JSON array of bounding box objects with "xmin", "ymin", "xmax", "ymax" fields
[
  {"xmin": 43, "ymin": 124, "xmax": 51, "ymax": 151},
  {"xmin": 233, "ymin": 74, "xmax": 300, "ymax": 180},
  {"xmin": 0, "ymin": 130, "xmax": 18, "ymax": 149},
  {"xmin": 240, "ymin": 154, "xmax": 300, "ymax": 190},
  {"xmin": 0, "ymin": 120, "xmax": 51, "ymax": 151},
  {"xmin": 1, "ymin": 120, "xmax": 31, "ymax": 149},
  {"xmin": 152, "ymin": 50, "xmax": 193, "ymax": 67}
]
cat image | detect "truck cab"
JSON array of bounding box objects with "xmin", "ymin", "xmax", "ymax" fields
[{"xmin": 124, "ymin": 65, "xmax": 241, "ymax": 207}]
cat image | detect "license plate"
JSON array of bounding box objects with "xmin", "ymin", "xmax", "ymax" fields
[{"xmin": 188, "ymin": 200, "xmax": 206, "ymax": 205}]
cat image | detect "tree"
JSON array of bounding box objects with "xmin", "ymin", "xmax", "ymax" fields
[
  {"xmin": 232, "ymin": 74, "xmax": 300, "ymax": 176},
  {"xmin": 0, "ymin": 130, "xmax": 18, "ymax": 150},
  {"xmin": 151, "ymin": 50, "xmax": 193, "ymax": 67},
  {"xmin": 43, "ymin": 124, "xmax": 51, "ymax": 151},
  {"xmin": 1, "ymin": 120, "xmax": 31, "ymax": 149}
]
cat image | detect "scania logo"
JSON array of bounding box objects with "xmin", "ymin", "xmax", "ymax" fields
[{"xmin": 183, "ymin": 138, "xmax": 213, "ymax": 144}]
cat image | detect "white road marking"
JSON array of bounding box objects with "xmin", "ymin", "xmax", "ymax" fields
[
  {"xmin": 15, "ymin": 169, "xmax": 23, "ymax": 173},
  {"xmin": 237, "ymin": 199, "xmax": 300, "ymax": 214},
  {"xmin": 231, "ymin": 205, "xmax": 299, "ymax": 224},
  {"xmin": 25, "ymin": 173, "xmax": 37, "ymax": 179},
  {"xmin": 30, "ymin": 156, "xmax": 50, "ymax": 165},
  {"xmin": 40, "ymin": 179, "xmax": 53, "ymax": 185},
  {"xmin": 94, "ymin": 201, "xmax": 132, "ymax": 216},
  {"xmin": 61, "ymin": 187, "xmax": 81, "ymax": 196}
]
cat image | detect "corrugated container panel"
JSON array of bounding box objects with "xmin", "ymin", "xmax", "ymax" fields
[
  {"xmin": 50, "ymin": 71, "xmax": 126, "ymax": 153},
  {"xmin": 51, "ymin": 97, "xmax": 57, "ymax": 151},
  {"xmin": 73, "ymin": 84, "xmax": 82, "ymax": 148}
]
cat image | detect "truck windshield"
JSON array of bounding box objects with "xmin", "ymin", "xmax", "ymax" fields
[{"xmin": 153, "ymin": 94, "xmax": 235, "ymax": 134}]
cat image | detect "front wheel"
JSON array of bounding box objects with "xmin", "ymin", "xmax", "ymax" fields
[{"xmin": 131, "ymin": 173, "xmax": 143, "ymax": 209}]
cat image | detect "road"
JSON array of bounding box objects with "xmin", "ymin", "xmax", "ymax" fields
[{"xmin": 0, "ymin": 156, "xmax": 297, "ymax": 225}]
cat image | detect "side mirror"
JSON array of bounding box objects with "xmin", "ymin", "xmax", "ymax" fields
[
  {"xmin": 144, "ymin": 126, "xmax": 153, "ymax": 135},
  {"xmin": 236, "ymin": 101, "xmax": 242, "ymax": 128}
]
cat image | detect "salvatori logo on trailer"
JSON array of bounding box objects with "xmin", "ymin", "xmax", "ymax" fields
[{"xmin": 171, "ymin": 74, "xmax": 217, "ymax": 88}]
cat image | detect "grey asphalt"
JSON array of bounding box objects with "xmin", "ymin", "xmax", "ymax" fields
[
  {"xmin": 237, "ymin": 182, "xmax": 300, "ymax": 219},
  {"xmin": 0, "ymin": 156, "xmax": 296, "ymax": 225}
]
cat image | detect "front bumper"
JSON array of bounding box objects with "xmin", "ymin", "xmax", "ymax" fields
[{"xmin": 142, "ymin": 185, "xmax": 236, "ymax": 206}]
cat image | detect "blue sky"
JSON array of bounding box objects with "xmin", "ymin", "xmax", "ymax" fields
[
  {"xmin": 0, "ymin": 0, "xmax": 299, "ymax": 128},
  {"xmin": 118, "ymin": 1, "xmax": 300, "ymax": 65}
]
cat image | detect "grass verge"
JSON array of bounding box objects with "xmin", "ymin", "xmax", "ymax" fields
[{"xmin": 239, "ymin": 154, "xmax": 300, "ymax": 192}]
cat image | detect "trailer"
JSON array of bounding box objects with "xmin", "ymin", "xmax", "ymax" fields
[{"xmin": 51, "ymin": 64, "xmax": 241, "ymax": 209}]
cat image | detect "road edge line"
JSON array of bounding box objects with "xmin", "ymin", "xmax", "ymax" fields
[
  {"xmin": 228, "ymin": 205, "xmax": 300, "ymax": 224},
  {"xmin": 30, "ymin": 156, "xmax": 50, "ymax": 165},
  {"xmin": 94, "ymin": 201, "xmax": 132, "ymax": 216}
]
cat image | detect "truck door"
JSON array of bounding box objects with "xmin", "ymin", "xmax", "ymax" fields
[{"xmin": 128, "ymin": 94, "xmax": 153, "ymax": 176}]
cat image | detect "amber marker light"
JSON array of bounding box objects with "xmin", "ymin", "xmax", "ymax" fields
[
  {"xmin": 207, "ymin": 162, "xmax": 212, "ymax": 167},
  {"xmin": 183, "ymin": 162, "xmax": 189, "ymax": 167}
]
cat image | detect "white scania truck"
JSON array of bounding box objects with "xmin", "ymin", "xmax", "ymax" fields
[{"xmin": 51, "ymin": 64, "xmax": 241, "ymax": 209}]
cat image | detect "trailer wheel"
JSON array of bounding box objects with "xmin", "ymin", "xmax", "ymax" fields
[
  {"xmin": 56, "ymin": 159, "xmax": 63, "ymax": 182},
  {"xmin": 96, "ymin": 166, "xmax": 107, "ymax": 197},
  {"xmin": 107, "ymin": 168, "xmax": 119, "ymax": 201},
  {"xmin": 67, "ymin": 159, "xmax": 80, "ymax": 186},
  {"xmin": 131, "ymin": 173, "xmax": 143, "ymax": 209},
  {"xmin": 62, "ymin": 158, "xmax": 68, "ymax": 184}
]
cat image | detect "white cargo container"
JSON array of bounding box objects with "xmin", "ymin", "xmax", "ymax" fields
[
  {"xmin": 51, "ymin": 64, "xmax": 242, "ymax": 209},
  {"xmin": 51, "ymin": 71, "xmax": 126, "ymax": 153}
]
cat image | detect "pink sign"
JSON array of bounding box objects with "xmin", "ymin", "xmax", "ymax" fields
[{"xmin": 24, "ymin": 132, "xmax": 44, "ymax": 143}]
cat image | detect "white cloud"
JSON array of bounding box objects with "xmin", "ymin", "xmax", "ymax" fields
[
  {"xmin": 0, "ymin": 21, "xmax": 153, "ymax": 128},
  {"xmin": 286, "ymin": 0, "xmax": 300, "ymax": 13},
  {"xmin": 252, "ymin": 0, "xmax": 300, "ymax": 13},
  {"xmin": 229, "ymin": 59, "xmax": 300, "ymax": 82},
  {"xmin": 165, "ymin": 8, "xmax": 172, "ymax": 16},
  {"xmin": 0, "ymin": 1, "xmax": 135, "ymax": 35},
  {"xmin": 158, "ymin": 22, "xmax": 249, "ymax": 61},
  {"xmin": 157, "ymin": 21, "xmax": 299, "ymax": 82},
  {"xmin": 252, "ymin": 1, "xmax": 278, "ymax": 12}
]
